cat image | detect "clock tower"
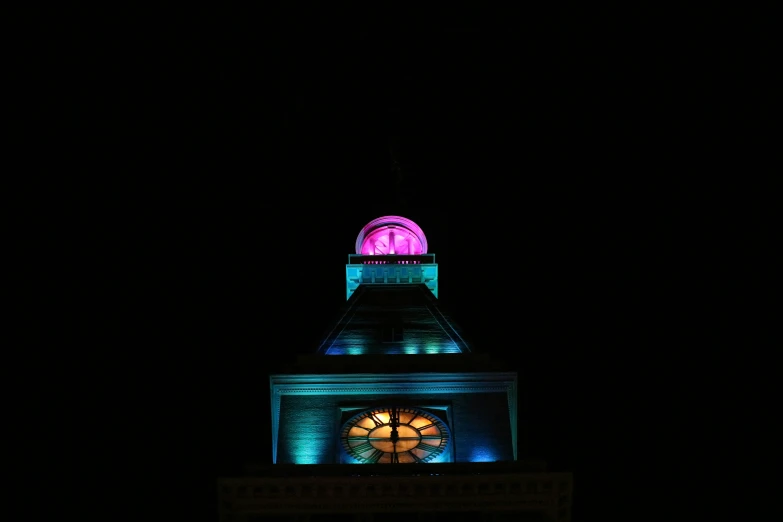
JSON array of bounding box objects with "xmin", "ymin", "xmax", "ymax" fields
[{"xmin": 218, "ymin": 216, "xmax": 573, "ymax": 521}]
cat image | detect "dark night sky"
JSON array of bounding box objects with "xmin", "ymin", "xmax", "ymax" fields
[{"xmin": 58, "ymin": 14, "xmax": 754, "ymax": 521}]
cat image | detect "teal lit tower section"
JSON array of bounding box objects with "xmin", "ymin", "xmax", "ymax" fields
[
  {"xmin": 270, "ymin": 215, "xmax": 519, "ymax": 467},
  {"xmin": 346, "ymin": 215, "xmax": 438, "ymax": 300}
]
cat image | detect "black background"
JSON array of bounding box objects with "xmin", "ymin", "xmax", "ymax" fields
[{"xmin": 44, "ymin": 10, "xmax": 758, "ymax": 521}]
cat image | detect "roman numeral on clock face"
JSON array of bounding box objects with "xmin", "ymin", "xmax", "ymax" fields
[
  {"xmin": 416, "ymin": 423, "xmax": 437, "ymax": 431},
  {"xmin": 415, "ymin": 442, "xmax": 436, "ymax": 452},
  {"xmin": 365, "ymin": 450, "xmax": 383, "ymax": 463},
  {"xmin": 351, "ymin": 442, "xmax": 375, "ymax": 454},
  {"xmin": 369, "ymin": 413, "xmax": 384, "ymax": 426}
]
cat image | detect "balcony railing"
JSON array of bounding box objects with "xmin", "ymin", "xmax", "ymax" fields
[{"xmin": 348, "ymin": 254, "xmax": 436, "ymax": 265}]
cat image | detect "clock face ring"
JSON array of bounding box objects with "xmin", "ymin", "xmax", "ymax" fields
[{"xmin": 340, "ymin": 406, "xmax": 450, "ymax": 464}]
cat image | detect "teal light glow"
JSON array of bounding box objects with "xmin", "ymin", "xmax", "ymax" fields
[
  {"xmin": 325, "ymin": 342, "xmax": 463, "ymax": 355},
  {"xmin": 282, "ymin": 423, "xmax": 333, "ymax": 465},
  {"xmin": 424, "ymin": 343, "xmax": 441, "ymax": 354},
  {"xmin": 287, "ymin": 434, "xmax": 333, "ymax": 464},
  {"xmin": 468, "ymin": 446, "xmax": 499, "ymax": 463},
  {"xmin": 291, "ymin": 454, "xmax": 323, "ymax": 465}
]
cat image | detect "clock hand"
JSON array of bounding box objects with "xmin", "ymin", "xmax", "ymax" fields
[
  {"xmin": 389, "ymin": 407, "xmax": 400, "ymax": 443},
  {"xmin": 367, "ymin": 436, "xmax": 417, "ymax": 440},
  {"xmin": 389, "ymin": 407, "xmax": 400, "ymax": 463}
]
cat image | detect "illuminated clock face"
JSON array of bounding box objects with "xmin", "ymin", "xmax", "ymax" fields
[{"xmin": 340, "ymin": 407, "xmax": 450, "ymax": 464}]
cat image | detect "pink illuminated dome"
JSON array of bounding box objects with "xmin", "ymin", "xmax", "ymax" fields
[{"xmin": 355, "ymin": 216, "xmax": 428, "ymax": 255}]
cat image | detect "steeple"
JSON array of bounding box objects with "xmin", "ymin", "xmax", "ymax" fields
[
  {"xmin": 319, "ymin": 215, "xmax": 463, "ymax": 355},
  {"xmin": 388, "ymin": 104, "xmax": 410, "ymax": 211},
  {"xmin": 389, "ymin": 134, "xmax": 407, "ymax": 210}
]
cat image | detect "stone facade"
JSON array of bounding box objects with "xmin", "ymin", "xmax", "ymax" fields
[{"xmin": 219, "ymin": 463, "xmax": 572, "ymax": 522}]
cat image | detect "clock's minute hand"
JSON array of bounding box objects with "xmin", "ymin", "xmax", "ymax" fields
[{"xmin": 389, "ymin": 407, "xmax": 400, "ymax": 463}]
